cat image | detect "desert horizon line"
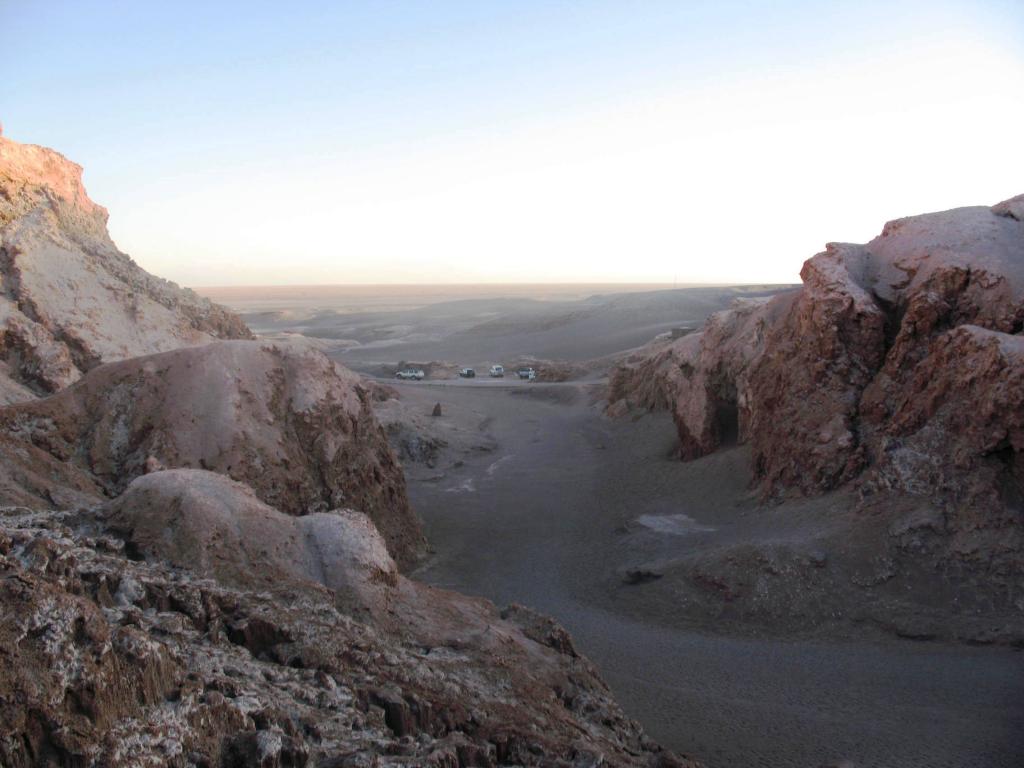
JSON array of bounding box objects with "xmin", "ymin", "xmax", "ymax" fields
[{"xmin": 193, "ymin": 279, "xmax": 799, "ymax": 291}]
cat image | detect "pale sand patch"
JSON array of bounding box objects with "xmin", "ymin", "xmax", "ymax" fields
[{"xmin": 635, "ymin": 513, "xmax": 715, "ymax": 536}]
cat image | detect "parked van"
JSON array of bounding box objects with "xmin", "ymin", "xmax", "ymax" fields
[
  {"xmin": 517, "ymin": 367, "xmax": 536, "ymax": 380},
  {"xmin": 488, "ymin": 364, "xmax": 505, "ymax": 378}
]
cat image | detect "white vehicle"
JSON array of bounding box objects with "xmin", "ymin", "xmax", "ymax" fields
[
  {"xmin": 395, "ymin": 368, "xmax": 425, "ymax": 381},
  {"xmin": 516, "ymin": 367, "xmax": 536, "ymax": 380},
  {"xmin": 488, "ymin": 364, "xmax": 505, "ymax": 378}
]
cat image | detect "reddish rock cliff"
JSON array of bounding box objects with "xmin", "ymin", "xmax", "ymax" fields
[
  {"xmin": 612, "ymin": 195, "xmax": 1024, "ymax": 508},
  {"xmin": 609, "ymin": 297, "xmax": 784, "ymax": 459}
]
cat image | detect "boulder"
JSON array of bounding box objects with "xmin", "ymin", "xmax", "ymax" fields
[{"xmin": 102, "ymin": 470, "xmax": 398, "ymax": 612}]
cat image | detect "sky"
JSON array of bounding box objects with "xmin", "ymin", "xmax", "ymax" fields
[{"xmin": 2, "ymin": 1, "xmax": 1023, "ymax": 287}]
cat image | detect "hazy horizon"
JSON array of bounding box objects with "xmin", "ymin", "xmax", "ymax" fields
[
  {"xmin": 196, "ymin": 280, "xmax": 798, "ymax": 314},
  {"xmin": 195, "ymin": 279, "xmax": 787, "ymax": 290},
  {"xmin": 3, "ymin": 1, "xmax": 1022, "ymax": 287}
]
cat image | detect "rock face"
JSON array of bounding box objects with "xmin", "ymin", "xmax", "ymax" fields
[
  {"xmin": 0, "ymin": 339, "xmax": 425, "ymax": 568},
  {"xmin": 0, "ymin": 502, "xmax": 690, "ymax": 768},
  {"xmin": 608, "ymin": 297, "xmax": 786, "ymax": 459},
  {"xmin": 609, "ymin": 196, "xmax": 1024, "ymax": 638},
  {"xmin": 0, "ymin": 135, "xmax": 252, "ymax": 404},
  {"xmin": 0, "ymin": 430, "xmax": 103, "ymax": 510},
  {"xmin": 749, "ymin": 196, "xmax": 1024, "ymax": 500},
  {"xmin": 611, "ymin": 195, "xmax": 1024, "ymax": 507}
]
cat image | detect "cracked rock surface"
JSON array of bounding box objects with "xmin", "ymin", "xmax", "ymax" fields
[{"xmin": 0, "ymin": 500, "xmax": 689, "ymax": 767}]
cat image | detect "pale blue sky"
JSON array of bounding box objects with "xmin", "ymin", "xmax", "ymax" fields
[{"xmin": 2, "ymin": 1, "xmax": 1022, "ymax": 286}]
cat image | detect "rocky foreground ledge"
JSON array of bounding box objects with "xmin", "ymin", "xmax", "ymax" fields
[{"xmin": 0, "ymin": 476, "xmax": 691, "ymax": 767}]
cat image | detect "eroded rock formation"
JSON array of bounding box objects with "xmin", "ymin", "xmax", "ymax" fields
[
  {"xmin": 608, "ymin": 297, "xmax": 784, "ymax": 459},
  {"xmin": 611, "ymin": 195, "xmax": 1024, "ymax": 505},
  {"xmin": 102, "ymin": 470, "xmax": 400, "ymax": 616},
  {"xmin": 0, "ymin": 135, "xmax": 252, "ymax": 404},
  {"xmin": 0, "ymin": 339, "xmax": 425, "ymax": 568},
  {"xmin": 608, "ymin": 196, "xmax": 1024, "ymax": 643}
]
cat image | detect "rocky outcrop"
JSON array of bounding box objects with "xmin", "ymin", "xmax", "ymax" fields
[
  {"xmin": 749, "ymin": 195, "xmax": 1024, "ymax": 499},
  {"xmin": 102, "ymin": 470, "xmax": 399, "ymax": 616},
  {"xmin": 609, "ymin": 298, "xmax": 784, "ymax": 458},
  {"xmin": 612, "ymin": 195, "xmax": 1024, "ymax": 508},
  {"xmin": 0, "ymin": 135, "xmax": 252, "ymax": 403},
  {"xmin": 0, "ymin": 339, "xmax": 425, "ymax": 567},
  {"xmin": 608, "ymin": 197, "xmax": 1024, "ymax": 644},
  {"xmin": 0, "ymin": 500, "xmax": 691, "ymax": 768}
]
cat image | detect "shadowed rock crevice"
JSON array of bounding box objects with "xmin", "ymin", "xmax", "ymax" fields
[{"xmin": 712, "ymin": 398, "xmax": 739, "ymax": 449}]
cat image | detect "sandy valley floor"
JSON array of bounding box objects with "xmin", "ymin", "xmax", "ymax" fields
[{"xmin": 394, "ymin": 379, "xmax": 1024, "ymax": 768}]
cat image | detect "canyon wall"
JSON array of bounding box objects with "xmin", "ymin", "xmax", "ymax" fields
[{"xmin": 611, "ymin": 195, "xmax": 1024, "ymax": 510}]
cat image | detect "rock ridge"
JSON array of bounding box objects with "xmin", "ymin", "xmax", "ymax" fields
[
  {"xmin": 0, "ymin": 134, "xmax": 252, "ymax": 404},
  {"xmin": 0, "ymin": 499, "xmax": 691, "ymax": 767}
]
